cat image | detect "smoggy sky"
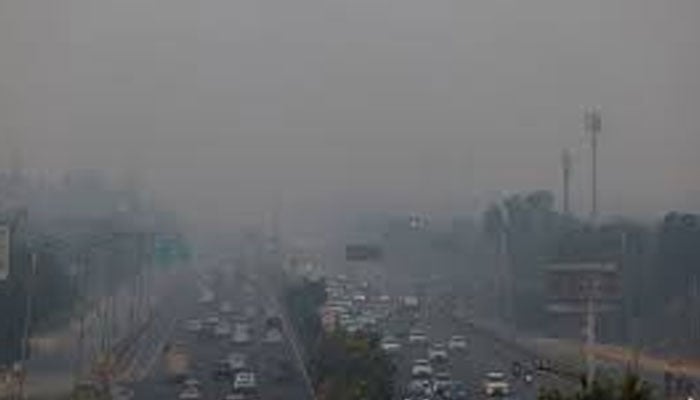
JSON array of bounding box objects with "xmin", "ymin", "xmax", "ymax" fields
[{"xmin": 1, "ymin": 0, "xmax": 698, "ymax": 228}]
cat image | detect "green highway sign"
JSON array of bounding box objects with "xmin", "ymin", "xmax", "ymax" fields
[{"xmin": 153, "ymin": 234, "xmax": 191, "ymax": 267}]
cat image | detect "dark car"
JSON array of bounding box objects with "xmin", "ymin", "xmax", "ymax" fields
[{"xmin": 448, "ymin": 380, "xmax": 468, "ymax": 400}]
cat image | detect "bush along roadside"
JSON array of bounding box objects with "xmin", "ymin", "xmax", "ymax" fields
[{"xmin": 283, "ymin": 278, "xmax": 395, "ymax": 400}]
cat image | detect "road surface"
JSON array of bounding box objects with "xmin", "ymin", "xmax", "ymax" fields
[{"xmin": 125, "ymin": 266, "xmax": 312, "ymax": 400}]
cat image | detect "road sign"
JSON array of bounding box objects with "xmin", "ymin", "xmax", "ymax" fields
[
  {"xmin": 154, "ymin": 234, "xmax": 190, "ymax": 268},
  {"xmin": 545, "ymin": 262, "xmax": 620, "ymax": 310},
  {"xmin": 0, "ymin": 225, "xmax": 10, "ymax": 280}
]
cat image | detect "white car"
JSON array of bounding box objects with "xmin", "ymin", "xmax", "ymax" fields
[
  {"xmin": 408, "ymin": 329, "xmax": 428, "ymax": 344},
  {"xmin": 448, "ymin": 335, "xmax": 467, "ymax": 350},
  {"xmin": 380, "ymin": 336, "xmax": 401, "ymax": 353},
  {"xmin": 402, "ymin": 296, "xmax": 419, "ymax": 308},
  {"xmin": 183, "ymin": 378, "xmax": 201, "ymax": 389},
  {"xmin": 357, "ymin": 316, "xmax": 377, "ymax": 331},
  {"xmin": 231, "ymin": 325, "xmax": 252, "ymax": 344},
  {"xmin": 178, "ymin": 387, "xmax": 201, "ymax": 400},
  {"xmin": 428, "ymin": 343, "xmax": 448, "ymax": 363},
  {"xmin": 184, "ymin": 319, "xmax": 202, "ymax": 333},
  {"xmin": 214, "ymin": 322, "xmax": 232, "ymax": 337},
  {"xmin": 407, "ymin": 379, "xmax": 433, "ymax": 397},
  {"xmin": 411, "ymin": 359, "xmax": 433, "ymax": 378},
  {"xmin": 483, "ymin": 372, "xmax": 510, "ymax": 397},
  {"xmin": 233, "ymin": 372, "xmax": 257, "ymax": 391}
]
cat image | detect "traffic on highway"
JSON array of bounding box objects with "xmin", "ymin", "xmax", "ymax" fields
[
  {"xmin": 125, "ymin": 268, "xmax": 311, "ymax": 400},
  {"xmin": 319, "ymin": 271, "xmax": 572, "ymax": 400}
]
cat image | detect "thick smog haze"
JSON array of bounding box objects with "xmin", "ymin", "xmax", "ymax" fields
[{"xmin": 1, "ymin": 0, "xmax": 698, "ymax": 228}]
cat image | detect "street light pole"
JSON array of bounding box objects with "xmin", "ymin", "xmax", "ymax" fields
[
  {"xmin": 561, "ymin": 148, "xmax": 572, "ymax": 215},
  {"xmin": 585, "ymin": 109, "xmax": 602, "ymax": 222},
  {"xmin": 18, "ymin": 253, "xmax": 37, "ymax": 400}
]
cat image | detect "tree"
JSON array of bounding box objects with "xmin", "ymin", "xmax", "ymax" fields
[
  {"xmin": 313, "ymin": 331, "xmax": 394, "ymax": 400},
  {"xmin": 540, "ymin": 373, "xmax": 654, "ymax": 400},
  {"xmin": 481, "ymin": 190, "xmax": 573, "ymax": 328},
  {"xmin": 653, "ymin": 212, "xmax": 700, "ymax": 350}
]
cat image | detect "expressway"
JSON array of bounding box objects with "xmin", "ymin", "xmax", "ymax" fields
[
  {"xmin": 121, "ymin": 266, "xmax": 312, "ymax": 400},
  {"xmin": 384, "ymin": 282, "xmax": 573, "ymax": 400},
  {"xmin": 340, "ymin": 262, "xmax": 575, "ymax": 400}
]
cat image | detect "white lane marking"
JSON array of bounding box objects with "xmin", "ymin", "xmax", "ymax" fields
[
  {"xmin": 138, "ymin": 316, "xmax": 178, "ymax": 381},
  {"xmin": 259, "ymin": 283, "xmax": 317, "ymax": 400}
]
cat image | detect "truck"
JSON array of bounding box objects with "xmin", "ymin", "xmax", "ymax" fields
[{"xmin": 165, "ymin": 342, "xmax": 190, "ymax": 383}]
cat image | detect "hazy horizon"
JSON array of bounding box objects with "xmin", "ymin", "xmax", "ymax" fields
[{"xmin": 1, "ymin": 0, "xmax": 698, "ymax": 229}]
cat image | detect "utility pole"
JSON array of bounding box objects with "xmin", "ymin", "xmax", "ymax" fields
[
  {"xmin": 18, "ymin": 253, "xmax": 38, "ymax": 400},
  {"xmin": 561, "ymin": 148, "xmax": 572, "ymax": 215},
  {"xmin": 585, "ymin": 294, "xmax": 596, "ymax": 388},
  {"xmin": 73, "ymin": 256, "xmax": 87, "ymax": 385},
  {"xmin": 497, "ymin": 202, "xmax": 512, "ymax": 324},
  {"xmin": 585, "ymin": 109, "xmax": 602, "ymax": 222}
]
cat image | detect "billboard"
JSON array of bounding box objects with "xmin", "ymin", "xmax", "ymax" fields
[
  {"xmin": 0, "ymin": 225, "xmax": 9, "ymax": 280},
  {"xmin": 345, "ymin": 244, "xmax": 383, "ymax": 262},
  {"xmin": 545, "ymin": 262, "xmax": 620, "ymax": 314}
]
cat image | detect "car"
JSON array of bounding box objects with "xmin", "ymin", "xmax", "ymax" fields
[
  {"xmin": 232, "ymin": 324, "xmax": 252, "ymax": 344},
  {"xmin": 204, "ymin": 315, "xmax": 221, "ymax": 327},
  {"xmin": 483, "ymin": 371, "xmax": 510, "ymax": 397},
  {"xmin": 178, "ymin": 387, "xmax": 201, "ymax": 400},
  {"xmin": 184, "ymin": 319, "xmax": 203, "ymax": 333},
  {"xmin": 198, "ymin": 291, "xmax": 215, "ymax": 305},
  {"xmin": 408, "ymin": 329, "xmax": 428, "ymax": 344},
  {"xmin": 448, "ymin": 335, "xmax": 467, "ymax": 350},
  {"xmin": 183, "ymin": 377, "xmax": 201, "ymax": 389},
  {"xmin": 449, "ymin": 380, "xmax": 468, "ymax": 400},
  {"xmin": 380, "ymin": 336, "xmax": 402, "ymax": 353},
  {"xmin": 428, "ymin": 343, "xmax": 448, "ymax": 363},
  {"xmin": 352, "ymin": 293, "xmax": 367, "ymax": 302},
  {"xmin": 219, "ymin": 301, "xmax": 233, "ymax": 314},
  {"xmin": 214, "ymin": 322, "xmax": 232, "ymax": 337},
  {"xmin": 265, "ymin": 315, "xmax": 283, "ymax": 330},
  {"xmin": 230, "ymin": 312, "xmax": 251, "ymax": 324},
  {"xmin": 222, "ymin": 394, "xmax": 247, "ymax": 400},
  {"xmin": 407, "ymin": 379, "xmax": 433, "ymax": 397},
  {"xmin": 214, "ymin": 359, "xmax": 233, "ymax": 379},
  {"xmin": 233, "ymin": 372, "xmax": 257, "ymax": 391},
  {"xmin": 433, "ymin": 371, "xmax": 452, "ymax": 393},
  {"xmin": 263, "ymin": 328, "xmax": 284, "ymax": 343},
  {"xmin": 411, "ymin": 359, "xmax": 433, "ymax": 378},
  {"xmin": 231, "ymin": 330, "xmax": 251, "ymax": 344},
  {"xmin": 227, "ymin": 353, "xmax": 247, "ymax": 371},
  {"xmin": 357, "ymin": 313, "xmax": 378, "ymax": 329},
  {"xmin": 402, "ymin": 296, "xmax": 419, "ymax": 309}
]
